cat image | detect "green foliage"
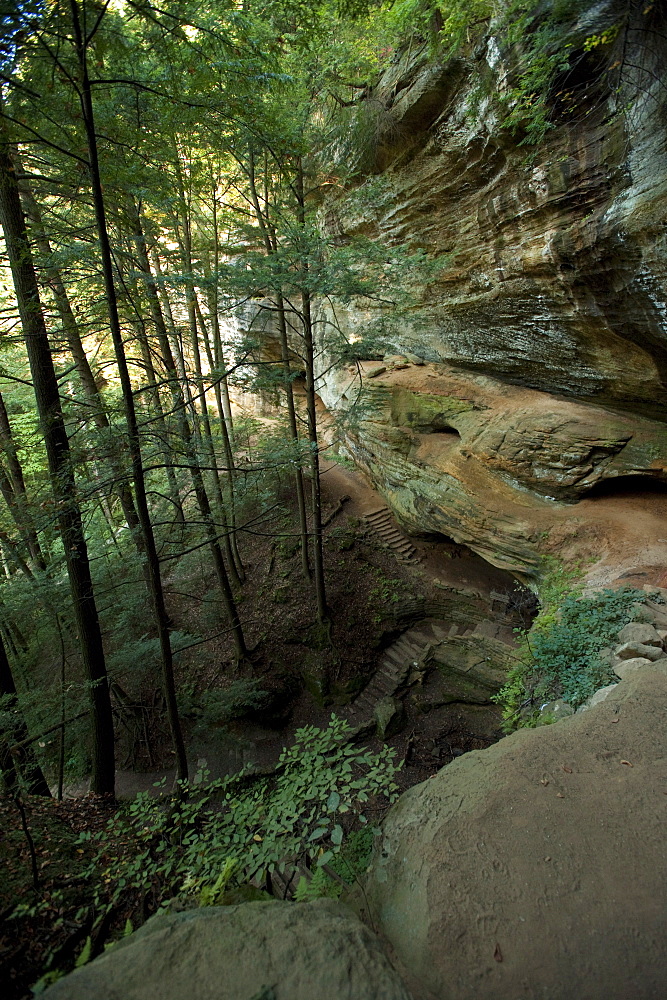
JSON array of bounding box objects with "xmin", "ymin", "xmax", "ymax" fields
[
  {"xmin": 178, "ymin": 679, "xmax": 270, "ymax": 738},
  {"xmin": 495, "ymin": 569, "xmax": 652, "ymax": 730},
  {"xmin": 368, "ymin": 568, "xmax": 410, "ymax": 620},
  {"xmin": 379, "ymin": 0, "xmax": 492, "ymax": 54},
  {"xmin": 294, "ymin": 826, "xmax": 375, "ymax": 900},
  {"xmin": 326, "ymin": 524, "xmax": 357, "ymax": 551},
  {"xmin": 85, "ymin": 715, "xmax": 400, "ymax": 912},
  {"xmin": 583, "ymin": 24, "xmax": 620, "ymax": 52}
]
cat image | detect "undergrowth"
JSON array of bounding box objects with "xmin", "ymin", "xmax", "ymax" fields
[
  {"xmin": 293, "ymin": 827, "xmax": 375, "ymax": 901},
  {"xmin": 495, "ymin": 559, "xmax": 656, "ymax": 730},
  {"xmin": 84, "ymin": 715, "xmax": 398, "ymax": 911}
]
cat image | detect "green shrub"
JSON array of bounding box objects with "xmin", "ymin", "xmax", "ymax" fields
[
  {"xmin": 294, "ymin": 827, "xmax": 375, "ymax": 901},
  {"xmin": 495, "ymin": 578, "xmax": 652, "ymax": 730},
  {"xmin": 83, "ymin": 715, "xmax": 400, "ymax": 915},
  {"xmin": 178, "ymin": 679, "xmax": 270, "ymax": 737}
]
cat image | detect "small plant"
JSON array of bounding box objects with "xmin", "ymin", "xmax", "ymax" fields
[
  {"xmin": 495, "ymin": 578, "xmax": 649, "ymax": 731},
  {"xmin": 84, "ymin": 716, "xmax": 400, "ymax": 918},
  {"xmin": 369, "ymin": 568, "xmax": 409, "ymax": 609},
  {"xmin": 294, "ymin": 827, "xmax": 376, "ymax": 901},
  {"xmin": 178, "ymin": 679, "xmax": 269, "ymax": 739}
]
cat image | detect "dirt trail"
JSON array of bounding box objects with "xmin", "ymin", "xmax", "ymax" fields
[
  {"xmin": 321, "ymin": 454, "xmax": 667, "ymax": 591},
  {"xmin": 319, "ymin": 457, "xmax": 517, "ymax": 599},
  {"xmin": 563, "ymin": 489, "xmax": 667, "ymax": 588}
]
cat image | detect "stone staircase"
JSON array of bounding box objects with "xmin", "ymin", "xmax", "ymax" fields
[
  {"xmin": 362, "ymin": 507, "xmax": 421, "ymax": 565},
  {"xmin": 343, "ymin": 616, "xmax": 519, "ymax": 729},
  {"xmin": 343, "ymin": 621, "xmax": 451, "ymax": 728}
]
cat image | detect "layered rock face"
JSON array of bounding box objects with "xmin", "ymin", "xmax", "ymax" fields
[
  {"xmin": 319, "ymin": 361, "xmax": 667, "ymax": 576},
  {"xmin": 311, "ymin": 1, "xmax": 667, "ymax": 580}
]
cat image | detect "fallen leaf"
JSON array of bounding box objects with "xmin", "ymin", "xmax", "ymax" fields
[
  {"xmin": 493, "ymin": 943, "xmax": 503, "ymax": 963},
  {"xmin": 544, "ymin": 856, "xmax": 551, "ymax": 862},
  {"xmin": 620, "ymin": 760, "xmax": 633, "ymax": 767},
  {"xmin": 556, "ymin": 793, "xmax": 565, "ymax": 798}
]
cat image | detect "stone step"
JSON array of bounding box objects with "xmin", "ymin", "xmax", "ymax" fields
[
  {"xmin": 368, "ymin": 513, "xmax": 393, "ymax": 523},
  {"xmin": 345, "ymin": 619, "xmax": 459, "ymax": 725},
  {"xmin": 363, "ymin": 508, "xmax": 421, "ymax": 565},
  {"xmin": 383, "ymin": 651, "xmax": 418, "ymax": 669},
  {"xmin": 385, "ymin": 640, "xmax": 413, "ymax": 656},
  {"xmin": 379, "ymin": 537, "xmax": 417, "ymax": 554},
  {"xmin": 407, "ymin": 630, "xmax": 438, "ymax": 646},
  {"xmin": 374, "ymin": 669, "xmax": 404, "ymax": 688},
  {"xmin": 382, "ymin": 655, "xmax": 409, "ymax": 671}
]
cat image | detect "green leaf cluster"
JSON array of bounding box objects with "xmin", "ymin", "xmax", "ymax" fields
[
  {"xmin": 293, "ymin": 826, "xmax": 375, "ymax": 900},
  {"xmin": 495, "ymin": 574, "xmax": 654, "ymax": 730},
  {"xmin": 85, "ymin": 715, "xmax": 400, "ymax": 913}
]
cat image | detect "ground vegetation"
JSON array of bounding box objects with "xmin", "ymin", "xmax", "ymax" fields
[{"xmin": 0, "ymin": 0, "xmax": 658, "ymax": 994}]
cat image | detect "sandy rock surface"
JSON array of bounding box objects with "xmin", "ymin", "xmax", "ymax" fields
[
  {"xmin": 364, "ymin": 663, "xmax": 667, "ymax": 1000},
  {"xmin": 42, "ymin": 899, "xmax": 411, "ymax": 1000}
]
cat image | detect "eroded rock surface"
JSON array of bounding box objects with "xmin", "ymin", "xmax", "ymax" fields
[
  {"xmin": 363, "ymin": 663, "xmax": 667, "ymax": 1000},
  {"xmin": 317, "ymin": 361, "xmax": 667, "ymax": 576},
  {"xmin": 309, "ymin": 1, "xmax": 667, "ymax": 580},
  {"xmin": 42, "ymin": 899, "xmax": 410, "ymax": 1000},
  {"xmin": 324, "ymin": 2, "xmax": 667, "ymax": 417}
]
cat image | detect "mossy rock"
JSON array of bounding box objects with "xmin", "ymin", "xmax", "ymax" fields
[
  {"xmin": 218, "ymin": 885, "xmax": 272, "ymax": 906},
  {"xmin": 389, "ymin": 389, "xmax": 473, "ymax": 432},
  {"xmin": 301, "ymin": 663, "xmax": 330, "ymax": 707},
  {"xmin": 374, "ymin": 696, "xmax": 406, "ymax": 740},
  {"xmin": 327, "ymin": 674, "xmax": 368, "ymax": 707}
]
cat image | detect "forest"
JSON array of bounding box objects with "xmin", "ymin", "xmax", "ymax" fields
[{"xmin": 2, "ymin": 1, "xmax": 663, "ymax": 997}]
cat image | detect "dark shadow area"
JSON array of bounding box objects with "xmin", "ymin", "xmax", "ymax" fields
[
  {"xmin": 585, "ymin": 475, "xmax": 667, "ymax": 499},
  {"xmin": 431, "ymin": 425, "xmax": 460, "ymax": 437}
]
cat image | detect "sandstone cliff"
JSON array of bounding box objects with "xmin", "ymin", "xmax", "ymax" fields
[{"xmin": 310, "ymin": 0, "xmax": 667, "ymax": 581}]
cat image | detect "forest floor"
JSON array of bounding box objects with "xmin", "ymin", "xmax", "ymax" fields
[
  {"xmin": 1, "ymin": 457, "xmax": 526, "ymax": 997},
  {"xmin": 112, "ymin": 454, "xmax": 523, "ymax": 794},
  {"xmin": 4, "ymin": 455, "xmax": 667, "ymax": 997}
]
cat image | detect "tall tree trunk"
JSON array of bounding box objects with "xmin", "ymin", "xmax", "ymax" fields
[
  {"xmin": 203, "ymin": 192, "xmax": 243, "ymax": 578},
  {"xmin": 132, "ymin": 211, "xmax": 247, "ymax": 660},
  {"xmin": 70, "ymin": 0, "xmax": 187, "ymax": 781},
  {"xmin": 275, "ymin": 294, "xmax": 312, "ymax": 581},
  {"xmin": 17, "ymin": 177, "xmax": 143, "ymax": 544},
  {"xmin": 149, "ymin": 246, "xmax": 199, "ymax": 431},
  {"xmin": 0, "ymin": 126, "xmax": 115, "ymax": 797},
  {"xmin": 16, "ymin": 173, "xmax": 144, "ymax": 538},
  {"xmin": 174, "ymin": 180, "xmax": 241, "ymax": 584},
  {"xmin": 0, "ymin": 391, "xmax": 46, "ymax": 570},
  {"xmin": 295, "ymin": 159, "xmax": 328, "ymax": 621},
  {"xmin": 245, "ymin": 148, "xmax": 311, "ymax": 581},
  {"xmin": 117, "ymin": 253, "xmax": 185, "ymax": 525},
  {"xmin": 199, "ymin": 291, "xmax": 244, "ymax": 580},
  {"xmin": 192, "ymin": 295, "xmax": 243, "ymax": 584},
  {"xmin": 0, "ymin": 630, "xmax": 51, "ymax": 796}
]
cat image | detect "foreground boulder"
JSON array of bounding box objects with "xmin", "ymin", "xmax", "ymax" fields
[
  {"xmin": 43, "ymin": 899, "xmax": 410, "ymax": 1000},
  {"xmin": 363, "ymin": 662, "xmax": 667, "ymax": 1000}
]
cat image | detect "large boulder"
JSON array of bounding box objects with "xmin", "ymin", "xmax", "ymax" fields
[
  {"xmin": 43, "ymin": 899, "xmax": 410, "ymax": 1000},
  {"xmin": 363, "ymin": 662, "xmax": 667, "ymax": 1000}
]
